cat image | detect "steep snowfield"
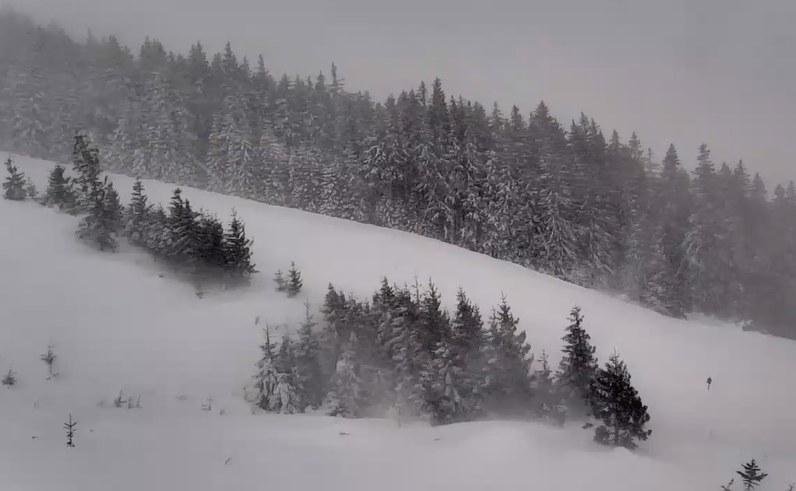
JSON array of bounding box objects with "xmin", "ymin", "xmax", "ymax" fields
[{"xmin": 0, "ymin": 154, "xmax": 793, "ymax": 491}]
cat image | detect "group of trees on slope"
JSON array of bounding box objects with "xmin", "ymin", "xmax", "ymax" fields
[
  {"xmin": 4, "ymin": 134, "xmax": 256, "ymax": 282},
  {"xmin": 2, "ymin": 10, "xmax": 795, "ymax": 337},
  {"xmin": 252, "ymin": 281, "xmax": 652, "ymax": 450}
]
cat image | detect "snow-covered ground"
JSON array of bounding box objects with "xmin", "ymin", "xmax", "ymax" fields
[{"xmin": 1, "ymin": 153, "xmax": 794, "ymax": 490}]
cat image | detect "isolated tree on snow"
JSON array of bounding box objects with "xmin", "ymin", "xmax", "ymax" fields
[
  {"xmin": 556, "ymin": 306, "xmax": 598, "ymax": 411},
  {"xmin": 3, "ymin": 157, "xmax": 26, "ymax": 200},
  {"xmin": 287, "ymin": 262, "xmax": 303, "ymax": 297},
  {"xmin": 736, "ymin": 460, "xmax": 767, "ymax": 490},
  {"xmin": 63, "ymin": 413, "xmax": 77, "ymax": 447},
  {"xmin": 2, "ymin": 368, "xmax": 17, "ymax": 387},
  {"xmin": 40, "ymin": 344, "xmax": 57, "ymax": 379},
  {"xmin": 589, "ymin": 352, "xmax": 651, "ymax": 450}
]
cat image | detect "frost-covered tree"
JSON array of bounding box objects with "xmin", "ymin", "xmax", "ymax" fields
[
  {"xmin": 295, "ymin": 303, "xmax": 324, "ymax": 410},
  {"xmin": 253, "ymin": 328, "xmax": 280, "ymax": 411},
  {"xmin": 325, "ymin": 333, "xmax": 366, "ymax": 417}
]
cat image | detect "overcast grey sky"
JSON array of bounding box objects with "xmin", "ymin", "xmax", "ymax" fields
[{"xmin": 8, "ymin": 0, "xmax": 796, "ymax": 185}]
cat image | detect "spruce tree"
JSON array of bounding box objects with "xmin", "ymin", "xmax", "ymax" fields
[
  {"xmin": 124, "ymin": 179, "xmax": 150, "ymax": 243},
  {"xmin": 223, "ymin": 211, "xmax": 255, "ymax": 277},
  {"xmin": 556, "ymin": 306, "xmax": 598, "ymax": 411},
  {"xmin": 286, "ymin": 262, "xmax": 303, "ymax": 297},
  {"xmin": 589, "ymin": 352, "xmax": 651, "ymax": 449},
  {"xmin": 325, "ymin": 333, "xmax": 366, "ymax": 417},
  {"xmin": 71, "ymin": 134, "xmax": 103, "ymax": 210},
  {"xmin": 77, "ymin": 177, "xmax": 120, "ymax": 252},
  {"xmin": 295, "ymin": 303, "xmax": 324, "ymax": 410},
  {"xmin": 482, "ymin": 296, "xmax": 533, "ymax": 413},
  {"xmin": 44, "ymin": 165, "xmax": 76, "ymax": 210},
  {"xmin": 253, "ymin": 328, "xmax": 279, "ymax": 411},
  {"xmin": 3, "ymin": 157, "xmax": 26, "ymax": 200},
  {"xmin": 736, "ymin": 460, "xmax": 767, "ymax": 490}
]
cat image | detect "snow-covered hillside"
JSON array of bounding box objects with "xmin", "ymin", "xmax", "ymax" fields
[{"xmin": 1, "ymin": 154, "xmax": 794, "ymax": 491}]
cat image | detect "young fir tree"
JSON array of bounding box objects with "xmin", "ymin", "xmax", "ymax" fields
[
  {"xmin": 44, "ymin": 165, "xmax": 76, "ymax": 211},
  {"xmin": 40, "ymin": 344, "xmax": 57, "ymax": 379},
  {"xmin": 71, "ymin": 134, "xmax": 103, "ymax": 210},
  {"xmin": 274, "ymin": 270, "xmax": 287, "ymax": 292},
  {"xmin": 736, "ymin": 460, "xmax": 767, "ymax": 490},
  {"xmin": 64, "ymin": 413, "xmax": 77, "ymax": 448},
  {"xmin": 3, "ymin": 157, "xmax": 26, "ymax": 200},
  {"xmin": 589, "ymin": 352, "xmax": 651, "ymax": 450},
  {"xmin": 286, "ymin": 262, "xmax": 303, "ymax": 297},
  {"xmin": 294, "ymin": 303, "xmax": 324, "ymax": 410},
  {"xmin": 253, "ymin": 328, "xmax": 279, "ymax": 411},
  {"xmin": 482, "ymin": 296, "xmax": 533, "ymax": 414},
  {"xmin": 325, "ymin": 333, "xmax": 366, "ymax": 417},
  {"xmin": 556, "ymin": 306, "xmax": 598, "ymax": 411},
  {"xmin": 272, "ymin": 336, "xmax": 301, "ymax": 414},
  {"xmin": 124, "ymin": 179, "xmax": 150, "ymax": 243},
  {"xmin": 77, "ymin": 177, "xmax": 121, "ymax": 251},
  {"xmin": 24, "ymin": 177, "xmax": 37, "ymax": 199},
  {"xmin": 2, "ymin": 368, "xmax": 17, "ymax": 387},
  {"xmin": 223, "ymin": 211, "xmax": 256, "ymax": 278}
]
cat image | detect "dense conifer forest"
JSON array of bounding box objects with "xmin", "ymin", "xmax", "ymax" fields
[{"xmin": 2, "ymin": 10, "xmax": 795, "ymax": 338}]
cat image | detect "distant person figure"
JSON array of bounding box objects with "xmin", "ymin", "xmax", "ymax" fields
[{"xmin": 706, "ymin": 376, "xmax": 712, "ymax": 391}]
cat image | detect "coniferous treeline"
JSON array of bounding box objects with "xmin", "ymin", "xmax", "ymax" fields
[
  {"xmin": 1, "ymin": 10, "xmax": 794, "ymax": 337},
  {"xmin": 252, "ymin": 279, "xmax": 651, "ymax": 449}
]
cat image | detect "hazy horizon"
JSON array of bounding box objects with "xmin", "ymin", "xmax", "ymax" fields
[{"xmin": 7, "ymin": 0, "xmax": 795, "ymax": 185}]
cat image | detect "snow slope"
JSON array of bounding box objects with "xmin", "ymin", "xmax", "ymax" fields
[{"xmin": 0, "ymin": 153, "xmax": 794, "ymax": 491}]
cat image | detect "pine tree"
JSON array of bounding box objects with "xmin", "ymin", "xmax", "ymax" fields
[
  {"xmin": 589, "ymin": 352, "xmax": 651, "ymax": 449},
  {"xmin": 736, "ymin": 460, "xmax": 767, "ymax": 490},
  {"xmin": 556, "ymin": 306, "xmax": 598, "ymax": 411},
  {"xmin": 77, "ymin": 177, "xmax": 121, "ymax": 252},
  {"xmin": 64, "ymin": 413, "xmax": 77, "ymax": 448},
  {"xmin": 253, "ymin": 328, "xmax": 280, "ymax": 411},
  {"xmin": 274, "ymin": 270, "xmax": 287, "ymax": 291},
  {"xmin": 1, "ymin": 368, "xmax": 17, "ymax": 387},
  {"xmin": 325, "ymin": 333, "xmax": 366, "ymax": 417},
  {"xmin": 271, "ymin": 336, "xmax": 301, "ymax": 414},
  {"xmin": 482, "ymin": 296, "xmax": 533, "ymax": 414},
  {"xmin": 124, "ymin": 179, "xmax": 150, "ymax": 244},
  {"xmin": 295, "ymin": 303, "xmax": 324, "ymax": 410},
  {"xmin": 287, "ymin": 262, "xmax": 303, "ymax": 297},
  {"xmin": 71, "ymin": 134, "xmax": 103, "ymax": 210},
  {"xmin": 3, "ymin": 157, "xmax": 26, "ymax": 200},
  {"xmin": 223, "ymin": 211, "xmax": 255, "ymax": 278},
  {"xmin": 44, "ymin": 165, "xmax": 76, "ymax": 210}
]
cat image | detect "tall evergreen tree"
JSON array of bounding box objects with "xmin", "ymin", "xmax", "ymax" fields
[
  {"xmin": 589, "ymin": 352, "xmax": 651, "ymax": 449},
  {"xmin": 2, "ymin": 157, "xmax": 26, "ymax": 200},
  {"xmin": 556, "ymin": 307, "xmax": 598, "ymax": 410}
]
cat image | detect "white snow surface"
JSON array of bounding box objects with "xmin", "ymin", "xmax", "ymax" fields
[{"xmin": 0, "ymin": 153, "xmax": 794, "ymax": 490}]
